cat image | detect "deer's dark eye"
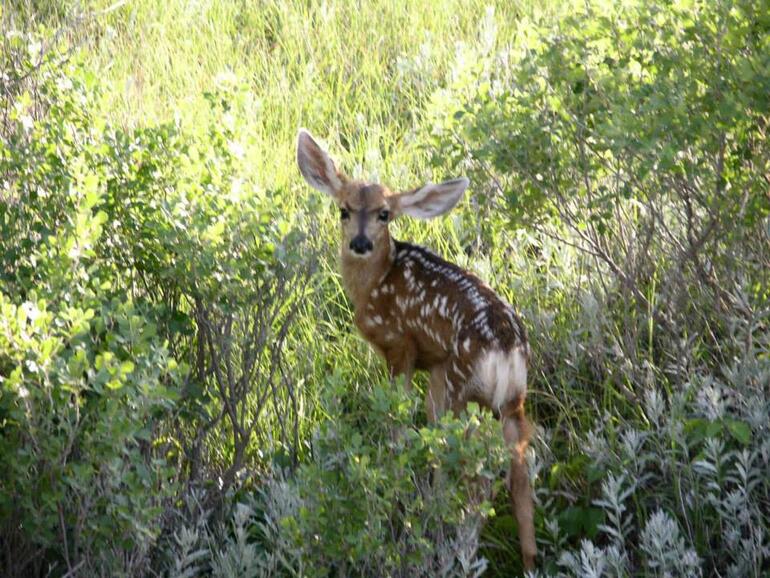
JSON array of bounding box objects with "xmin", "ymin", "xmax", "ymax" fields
[
  {"xmin": 378, "ymin": 209, "xmax": 390, "ymax": 222},
  {"xmin": 340, "ymin": 208, "xmax": 350, "ymax": 220}
]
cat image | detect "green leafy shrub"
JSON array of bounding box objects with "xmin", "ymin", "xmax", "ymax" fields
[
  {"xmin": 1, "ymin": 27, "xmax": 310, "ymax": 576},
  {"xmin": 0, "ymin": 294, "xmax": 183, "ymax": 575},
  {"xmin": 0, "ymin": 35, "xmax": 188, "ymax": 576},
  {"xmin": 165, "ymin": 380, "xmax": 511, "ymax": 577}
]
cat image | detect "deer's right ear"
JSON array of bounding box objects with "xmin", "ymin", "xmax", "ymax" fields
[
  {"xmin": 296, "ymin": 129, "xmax": 343, "ymax": 197},
  {"xmin": 394, "ymin": 177, "xmax": 469, "ymax": 219}
]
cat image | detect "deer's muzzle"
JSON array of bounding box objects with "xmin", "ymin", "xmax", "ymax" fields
[{"xmin": 350, "ymin": 235, "xmax": 374, "ymax": 255}]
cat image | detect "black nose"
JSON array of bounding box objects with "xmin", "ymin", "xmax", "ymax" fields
[{"xmin": 349, "ymin": 235, "xmax": 373, "ymax": 254}]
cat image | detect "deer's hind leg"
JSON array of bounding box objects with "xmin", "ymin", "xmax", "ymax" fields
[
  {"xmin": 427, "ymin": 359, "xmax": 472, "ymax": 422},
  {"xmin": 502, "ymin": 396, "xmax": 536, "ymax": 570}
]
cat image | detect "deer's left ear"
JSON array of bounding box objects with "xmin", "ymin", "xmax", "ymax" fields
[
  {"xmin": 393, "ymin": 177, "xmax": 469, "ymax": 219},
  {"xmin": 296, "ymin": 129, "xmax": 345, "ymax": 197}
]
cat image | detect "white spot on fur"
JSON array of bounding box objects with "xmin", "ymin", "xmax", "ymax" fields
[
  {"xmin": 463, "ymin": 337, "xmax": 471, "ymax": 352},
  {"xmin": 372, "ymin": 315, "xmax": 383, "ymax": 325},
  {"xmin": 404, "ymin": 268, "xmax": 415, "ymax": 289},
  {"xmin": 474, "ymin": 347, "xmax": 527, "ymax": 412}
]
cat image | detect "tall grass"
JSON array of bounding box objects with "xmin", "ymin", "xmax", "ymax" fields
[{"xmin": 89, "ymin": 0, "xmax": 524, "ymax": 182}]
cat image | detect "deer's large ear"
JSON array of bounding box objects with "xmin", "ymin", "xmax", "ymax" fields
[
  {"xmin": 296, "ymin": 129, "xmax": 344, "ymax": 197},
  {"xmin": 394, "ymin": 177, "xmax": 469, "ymax": 219}
]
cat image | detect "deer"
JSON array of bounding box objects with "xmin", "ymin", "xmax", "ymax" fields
[{"xmin": 296, "ymin": 129, "xmax": 536, "ymax": 570}]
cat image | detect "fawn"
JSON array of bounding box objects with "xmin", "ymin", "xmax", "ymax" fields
[{"xmin": 297, "ymin": 129, "xmax": 536, "ymax": 570}]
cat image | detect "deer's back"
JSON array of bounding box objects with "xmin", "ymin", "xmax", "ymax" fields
[{"xmin": 358, "ymin": 241, "xmax": 529, "ymax": 412}]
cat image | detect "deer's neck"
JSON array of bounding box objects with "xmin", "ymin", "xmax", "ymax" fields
[{"xmin": 341, "ymin": 234, "xmax": 396, "ymax": 312}]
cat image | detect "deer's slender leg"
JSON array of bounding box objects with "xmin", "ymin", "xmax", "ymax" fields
[
  {"xmin": 386, "ymin": 341, "xmax": 416, "ymax": 393},
  {"xmin": 426, "ymin": 366, "xmax": 448, "ymax": 423},
  {"xmin": 502, "ymin": 399, "xmax": 536, "ymax": 571},
  {"xmin": 401, "ymin": 366, "xmax": 414, "ymax": 393},
  {"xmin": 450, "ymin": 398, "xmax": 467, "ymax": 416}
]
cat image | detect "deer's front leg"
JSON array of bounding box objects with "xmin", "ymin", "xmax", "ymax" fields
[
  {"xmin": 426, "ymin": 365, "xmax": 448, "ymax": 422},
  {"xmin": 384, "ymin": 340, "xmax": 416, "ymax": 393}
]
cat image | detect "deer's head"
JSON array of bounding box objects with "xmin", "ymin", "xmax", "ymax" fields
[{"xmin": 297, "ymin": 129, "xmax": 469, "ymax": 258}]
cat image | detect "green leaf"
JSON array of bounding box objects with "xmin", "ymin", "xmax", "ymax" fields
[
  {"xmin": 725, "ymin": 420, "xmax": 752, "ymax": 446},
  {"xmin": 106, "ymin": 379, "xmax": 124, "ymax": 390},
  {"xmin": 706, "ymin": 421, "xmax": 722, "ymax": 438}
]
